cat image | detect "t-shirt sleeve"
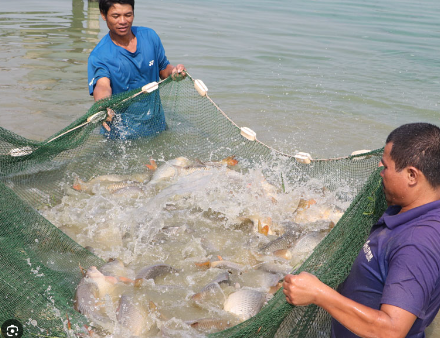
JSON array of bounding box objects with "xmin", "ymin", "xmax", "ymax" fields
[
  {"xmin": 87, "ymin": 54, "xmax": 111, "ymax": 96},
  {"xmin": 153, "ymin": 32, "xmax": 170, "ymax": 72},
  {"xmin": 381, "ymin": 228, "xmax": 440, "ymax": 318}
]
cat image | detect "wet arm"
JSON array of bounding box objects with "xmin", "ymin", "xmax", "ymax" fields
[
  {"xmin": 92, "ymin": 77, "xmax": 113, "ymax": 131},
  {"xmin": 283, "ymin": 272, "xmax": 416, "ymax": 338},
  {"xmin": 93, "ymin": 77, "xmax": 112, "ymax": 102}
]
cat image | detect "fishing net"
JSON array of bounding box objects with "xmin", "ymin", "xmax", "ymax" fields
[{"xmin": 0, "ymin": 74, "xmax": 387, "ymax": 337}]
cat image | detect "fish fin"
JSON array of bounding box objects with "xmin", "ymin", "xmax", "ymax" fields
[
  {"xmin": 149, "ymin": 301, "xmax": 158, "ymax": 311},
  {"xmin": 134, "ymin": 278, "xmax": 143, "ymax": 287},
  {"xmin": 150, "ymin": 301, "xmax": 169, "ymax": 321},
  {"xmin": 79, "ymin": 263, "xmax": 87, "ymax": 277},
  {"xmin": 66, "ymin": 313, "xmax": 71, "ymax": 330},
  {"xmin": 145, "ymin": 158, "xmax": 157, "ymax": 171},
  {"xmin": 221, "ymin": 155, "xmax": 238, "ymax": 166},
  {"xmin": 83, "ymin": 324, "xmax": 93, "ymax": 336},
  {"xmin": 258, "ymin": 219, "xmax": 270, "ymax": 235},
  {"xmin": 190, "ymin": 292, "xmax": 202, "ymax": 301},
  {"xmin": 195, "ymin": 261, "xmax": 211, "ymax": 268},
  {"xmin": 72, "ymin": 177, "xmax": 86, "ymax": 191},
  {"xmin": 297, "ymin": 198, "xmax": 317, "ymax": 210},
  {"xmin": 117, "ymin": 276, "xmax": 134, "ymax": 285},
  {"xmin": 268, "ymin": 282, "xmax": 283, "ymax": 294},
  {"xmin": 273, "ymin": 249, "xmax": 292, "ymax": 260}
]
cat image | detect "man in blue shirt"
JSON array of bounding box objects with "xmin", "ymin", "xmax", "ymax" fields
[
  {"xmin": 283, "ymin": 123, "xmax": 440, "ymax": 337},
  {"xmin": 88, "ymin": 0, "xmax": 186, "ymax": 139}
]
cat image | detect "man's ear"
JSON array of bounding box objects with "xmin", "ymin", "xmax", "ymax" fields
[
  {"xmin": 407, "ymin": 167, "xmax": 419, "ymax": 186},
  {"xmin": 101, "ymin": 12, "xmax": 107, "ymax": 21}
]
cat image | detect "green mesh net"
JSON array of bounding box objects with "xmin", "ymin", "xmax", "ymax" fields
[{"xmin": 0, "ymin": 74, "xmax": 387, "ymax": 337}]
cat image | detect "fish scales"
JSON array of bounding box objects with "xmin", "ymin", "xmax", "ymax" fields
[
  {"xmin": 224, "ymin": 289, "xmax": 267, "ymax": 321},
  {"xmin": 210, "ymin": 260, "xmax": 245, "ymax": 272},
  {"xmin": 116, "ymin": 295, "xmax": 151, "ymax": 336},
  {"xmin": 258, "ymin": 231, "xmax": 300, "ymax": 254},
  {"xmin": 135, "ymin": 263, "xmax": 179, "ymax": 281}
]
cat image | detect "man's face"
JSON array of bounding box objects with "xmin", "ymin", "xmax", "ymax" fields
[
  {"xmin": 101, "ymin": 4, "xmax": 134, "ymax": 38},
  {"xmin": 379, "ymin": 142, "xmax": 408, "ymax": 206}
]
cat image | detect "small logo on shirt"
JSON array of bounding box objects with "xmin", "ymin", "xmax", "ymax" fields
[
  {"xmin": 89, "ymin": 77, "xmax": 95, "ymax": 87},
  {"xmin": 363, "ymin": 240, "xmax": 373, "ymax": 262},
  {"xmin": 149, "ymin": 60, "xmax": 154, "ymax": 67}
]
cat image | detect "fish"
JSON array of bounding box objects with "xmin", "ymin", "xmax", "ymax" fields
[
  {"xmin": 100, "ymin": 258, "xmax": 135, "ymax": 282},
  {"xmin": 73, "ymin": 266, "xmax": 119, "ymax": 323},
  {"xmin": 258, "ymin": 230, "xmax": 300, "ymax": 255},
  {"xmin": 72, "ymin": 164, "xmax": 154, "ymax": 194},
  {"xmin": 236, "ymin": 215, "xmax": 274, "ymax": 236},
  {"xmin": 256, "ymin": 261, "xmax": 294, "ymax": 276},
  {"xmin": 223, "ymin": 289, "xmax": 267, "ymax": 321},
  {"xmin": 290, "ymin": 230, "xmax": 328, "ymax": 266},
  {"xmin": 146, "ymin": 156, "xmax": 238, "ymax": 186},
  {"xmin": 210, "ymin": 260, "xmax": 245, "ymax": 273},
  {"xmin": 146, "ymin": 157, "xmax": 197, "ymax": 186},
  {"xmin": 294, "ymin": 200, "xmax": 344, "ymax": 224},
  {"xmin": 116, "ymin": 294, "xmax": 153, "ymax": 336},
  {"xmin": 203, "ymin": 156, "xmax": 238, "ymax": 167},
  {"xmin": 191, "ymin": 271, "xmax": 231, "ymax": 301},
  {"xmin": 135, "ymin": 263, "xmax": 179, "ymax": 286},
  {"xmin": 187, "ymin": 318, "xmax": 234, "ymax": 332},
  {"xmin": 237, "ymin": 269, "xmax": 283, "ymax": 293}
]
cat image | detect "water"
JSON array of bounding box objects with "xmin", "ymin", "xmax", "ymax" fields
[
  {"xmin": 1, "ymin": 1, "xmax": 440, "ymax": 336},
  {"xmin": 1, "ymin": 0, "xmax": 439, "ymax": 157},
  {"xmin": 41, "ymin": 156, "xmax": 342, "ymax": 337}
]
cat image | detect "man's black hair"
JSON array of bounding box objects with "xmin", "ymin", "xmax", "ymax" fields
[
  {"xmin": 386, "ymin": 122, "xmax": 440, "ymax": 188},
  {"xmin": 99, "ymin": 0, "xmax": 134, "ymax": 16}
]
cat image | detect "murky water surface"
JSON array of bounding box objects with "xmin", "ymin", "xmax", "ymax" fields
[{"xmin": 40, "ymin": 153, "xmax": 346, "ymax": 337}]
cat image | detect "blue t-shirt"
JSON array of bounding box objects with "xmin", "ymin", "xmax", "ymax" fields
[
  {"xmin": 88, "ymin": 26, "xmax": 170, "ymax": 95},
  {"xmin": 332, "ymin": 201, "xmax": 440, "ymax": 338},
  {"xmin": 88, "ymin": 26, "xmax": 170, "ymax": 139}
]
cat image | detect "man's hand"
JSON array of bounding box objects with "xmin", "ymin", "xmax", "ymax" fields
[
  {"xmin": 102, "ymin": 107, "xmax": 115, "ymax": 132},
  {"xmin": 283, "ymin": 272, "xmax": 323, "ymax": 306},
  {"xmin": 171, "ymin": 64, "xmax": 187, "ymax": 81}
]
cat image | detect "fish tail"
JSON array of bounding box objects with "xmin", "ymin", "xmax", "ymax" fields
[
  {"xmin": 66, "ymin": 313, "xmax": 71, "ymax": 330},
  {"xmin": 146, "ymin": 158, "xmax": 157, "ymax": 171},
  {"xmin": 260, "ymin": 225, "xmax": 270, "ymax": 236}
]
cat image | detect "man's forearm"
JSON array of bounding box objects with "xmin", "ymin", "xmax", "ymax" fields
[
  {"xmin": 159, "ymin": 64, "xmax": 174, "ymax": 80},
  {"xmin": 93, "ymin": 86, "xmax": 112, "ymax": 102},
  {"xmin": 315, "ymin": 285, "xmax": 402, "ymax": 338},
  {"xmin": 283, "ymin": 273, "xmax": 416, "ymax": 338}
]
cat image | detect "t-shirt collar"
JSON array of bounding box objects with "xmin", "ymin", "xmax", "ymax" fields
[{"xmin": 381, "ymin": 200, "xmax": 440, "ymax": 230}]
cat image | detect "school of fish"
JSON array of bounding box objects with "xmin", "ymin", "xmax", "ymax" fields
[{"xmin": 41, "ymin": 155, "xmax": 346, "ymax": 337}]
